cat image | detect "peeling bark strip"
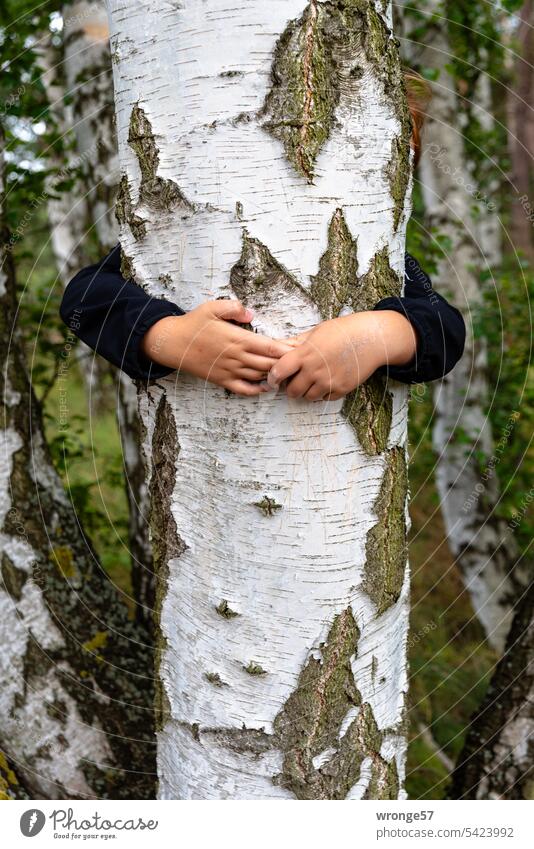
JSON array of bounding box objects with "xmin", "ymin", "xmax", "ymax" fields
[
  {"xmin": 363, "ymin": 447, "xmax": 408, "ymax": 614},
  {"xmin": 262, "ymin": 0, "xmax": 411, "ymax": 185},
  {"xmin": 108, "ymin": 0, "xmax": 411, "ymax": 799}
]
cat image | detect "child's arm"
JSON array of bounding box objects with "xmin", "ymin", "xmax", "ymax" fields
[
  {"xmin": 268, "ymin": 254, "xmax": 466, "ymax": 400},
  {"xmin": 60, "ymin": 244, "xmax": 291, "ymax": 396}
]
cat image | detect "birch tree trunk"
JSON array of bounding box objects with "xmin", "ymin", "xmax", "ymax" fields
[
  {"xmin": 62, "ymin": 0, "xmax": 154, "ymax": 625},
  {"xmin": 416, "ymin": 16, "xmax": 528, "ymax": 652},
  {"xmin": 0, "ymin": 127, "xmax": 155, "ymax": 799},
  {"xmin": 450, "ymin": 581, "xmax": 534, "ymax": 799},
  {"xmin": 108, "ymin": 0, "xmax": 413, "ymax": 799}
]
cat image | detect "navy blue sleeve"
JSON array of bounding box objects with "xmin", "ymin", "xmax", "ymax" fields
[
  {"xmin": 60, "ymin": 244, "xmax": 184, "ymax": 381},
  {"xmin": 373, "ymin": 253, "xmax": 466, "ymax": 384}
]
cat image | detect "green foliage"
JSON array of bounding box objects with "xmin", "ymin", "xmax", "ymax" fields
[{"xmin": 476, "ymin": 259, "xmax": 534, "ymax": 550}]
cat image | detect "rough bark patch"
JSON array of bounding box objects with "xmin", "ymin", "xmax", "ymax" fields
[
  {"xmin": 388, "ymin": 134, "xmax": 411, "ymax": 232},
  {"xmin": 149, "ymin": 394, "xmax": 187, "ymax": 731},
  {"xmin": 262, "ymin": 0, "xmax": 410, "ymax": 183},
  {"xmin": 342, "ymin": 377, "xmax": 393, "ymax": 455},
  {"xmin": 230, "ymin": 230, "xmax": 310, "ymax": 310},
  {"xmin": 363, "ymin": 447, "xmax": 408, "ymax": 614},
  {"xmin": 1, "ymin": 552, "xmax": 27, "ymax": 601},
  {"xmin": 115, "ymin": 173, "xmax": 147, "ymax": 240},
  {"xmin": 272, "ymin": 608, "xmax": 399, "ymax": 799},
  {"xmin": 128, "ymin": 104, "xmax": 192, "ymax": 213},
  {"xmin": 310, "ymin": 208, "xmax": 359, "ymax": 319}
]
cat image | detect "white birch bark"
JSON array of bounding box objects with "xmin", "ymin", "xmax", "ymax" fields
[
  {"xmin": 417, "ymin": 17, "xmax": 529, "ymax": 652},
  {"xmin": 108, "ymin": 0, "xmax": 413, "ymax": 799},
  {"xmin": 62, "ymin": 0, "xmax": 154, "ymax": 623}
]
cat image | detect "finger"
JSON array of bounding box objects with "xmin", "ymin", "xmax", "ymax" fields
[
  {"xmin": 247, "ymin": 334, "xmax": 295, "ymax": 359},
  {"xmin": 267, "ymin": 350, "xmax": 304, "ymax": 388},
  {"xmin": 322, "ymin": 391, "xmax": 345, "ymax": 401},
  {"xmin": 235, "ymin": 366, "xmax": 269, "ymax": 381},
  {"xmin": 225, "ymin": 379, "xmax": 269, "ymax": 397},
  {"xmin": 285, "ymin": 372, "xmax": 314, "ymax": 399},
  {"xmin": 238, "ymin": 353, "xmax": 280, "ymax": 372},
  {"xmin": 208, "ymin": 299, "xmax": 253, "ymax": 324},
  {"xmin": 305, "ymin": 384, "xmax": 325, "ymax": 401}
]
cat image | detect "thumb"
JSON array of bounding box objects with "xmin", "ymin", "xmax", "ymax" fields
[{"xmin": 209, "ymin": 299, "xmax": 253, "ymax": 324}]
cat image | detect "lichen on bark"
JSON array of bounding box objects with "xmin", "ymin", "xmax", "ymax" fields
[
  {"xmin": 363, "ymin": 447, "xmax": 408, "ymax": 614},
  {"xmin": 215, "ymin": 599, "xmax": 239, "ymax": 619},
  {"xmin": 310, "ymin": 208, "xmax": 358, "ymax": 319},
  {"xmin": 253, "ymin": 496, "xmax": 283, "ymax": 516}
]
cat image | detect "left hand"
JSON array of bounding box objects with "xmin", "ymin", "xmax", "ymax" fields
[{"xmin": 268, "ymin": 311, "xmax": 417, "ymax": 401}]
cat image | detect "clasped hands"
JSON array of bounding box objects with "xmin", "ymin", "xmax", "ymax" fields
[{"xmin": 141, "ymin": 299, "xmax": 417, "ymax": 401}]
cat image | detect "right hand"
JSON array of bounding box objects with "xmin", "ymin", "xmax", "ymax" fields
[{"xmin": 140, "ymin": 299, "xmax": 293, "ymax": 396}]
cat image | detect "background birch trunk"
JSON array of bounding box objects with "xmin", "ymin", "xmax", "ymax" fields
[
  {"xmin": 108, "ymin": 0, "xmax": 413, "ymax": 799},
  {"xmin": 37, "ymin": 33, "xmax": 107, "ymax": 405},
  {"xmin": 62, "ymin": 0, "xmax": 155, "ymax": 626},
  {"xmin": 416, "ymin": 15, "xmax": 528, "ymax": 653},
  {"xmin": 450, "ymin": 581, "xmax": 534, "ymax": 799},
  {"xmin": 0, "ymin": 124, "xmax": 155, "ymax": 799}
]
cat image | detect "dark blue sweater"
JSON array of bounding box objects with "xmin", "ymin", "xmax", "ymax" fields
[{"xmin": 60, "ymin": 244, "xmax": 465, "ymax": 384}]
